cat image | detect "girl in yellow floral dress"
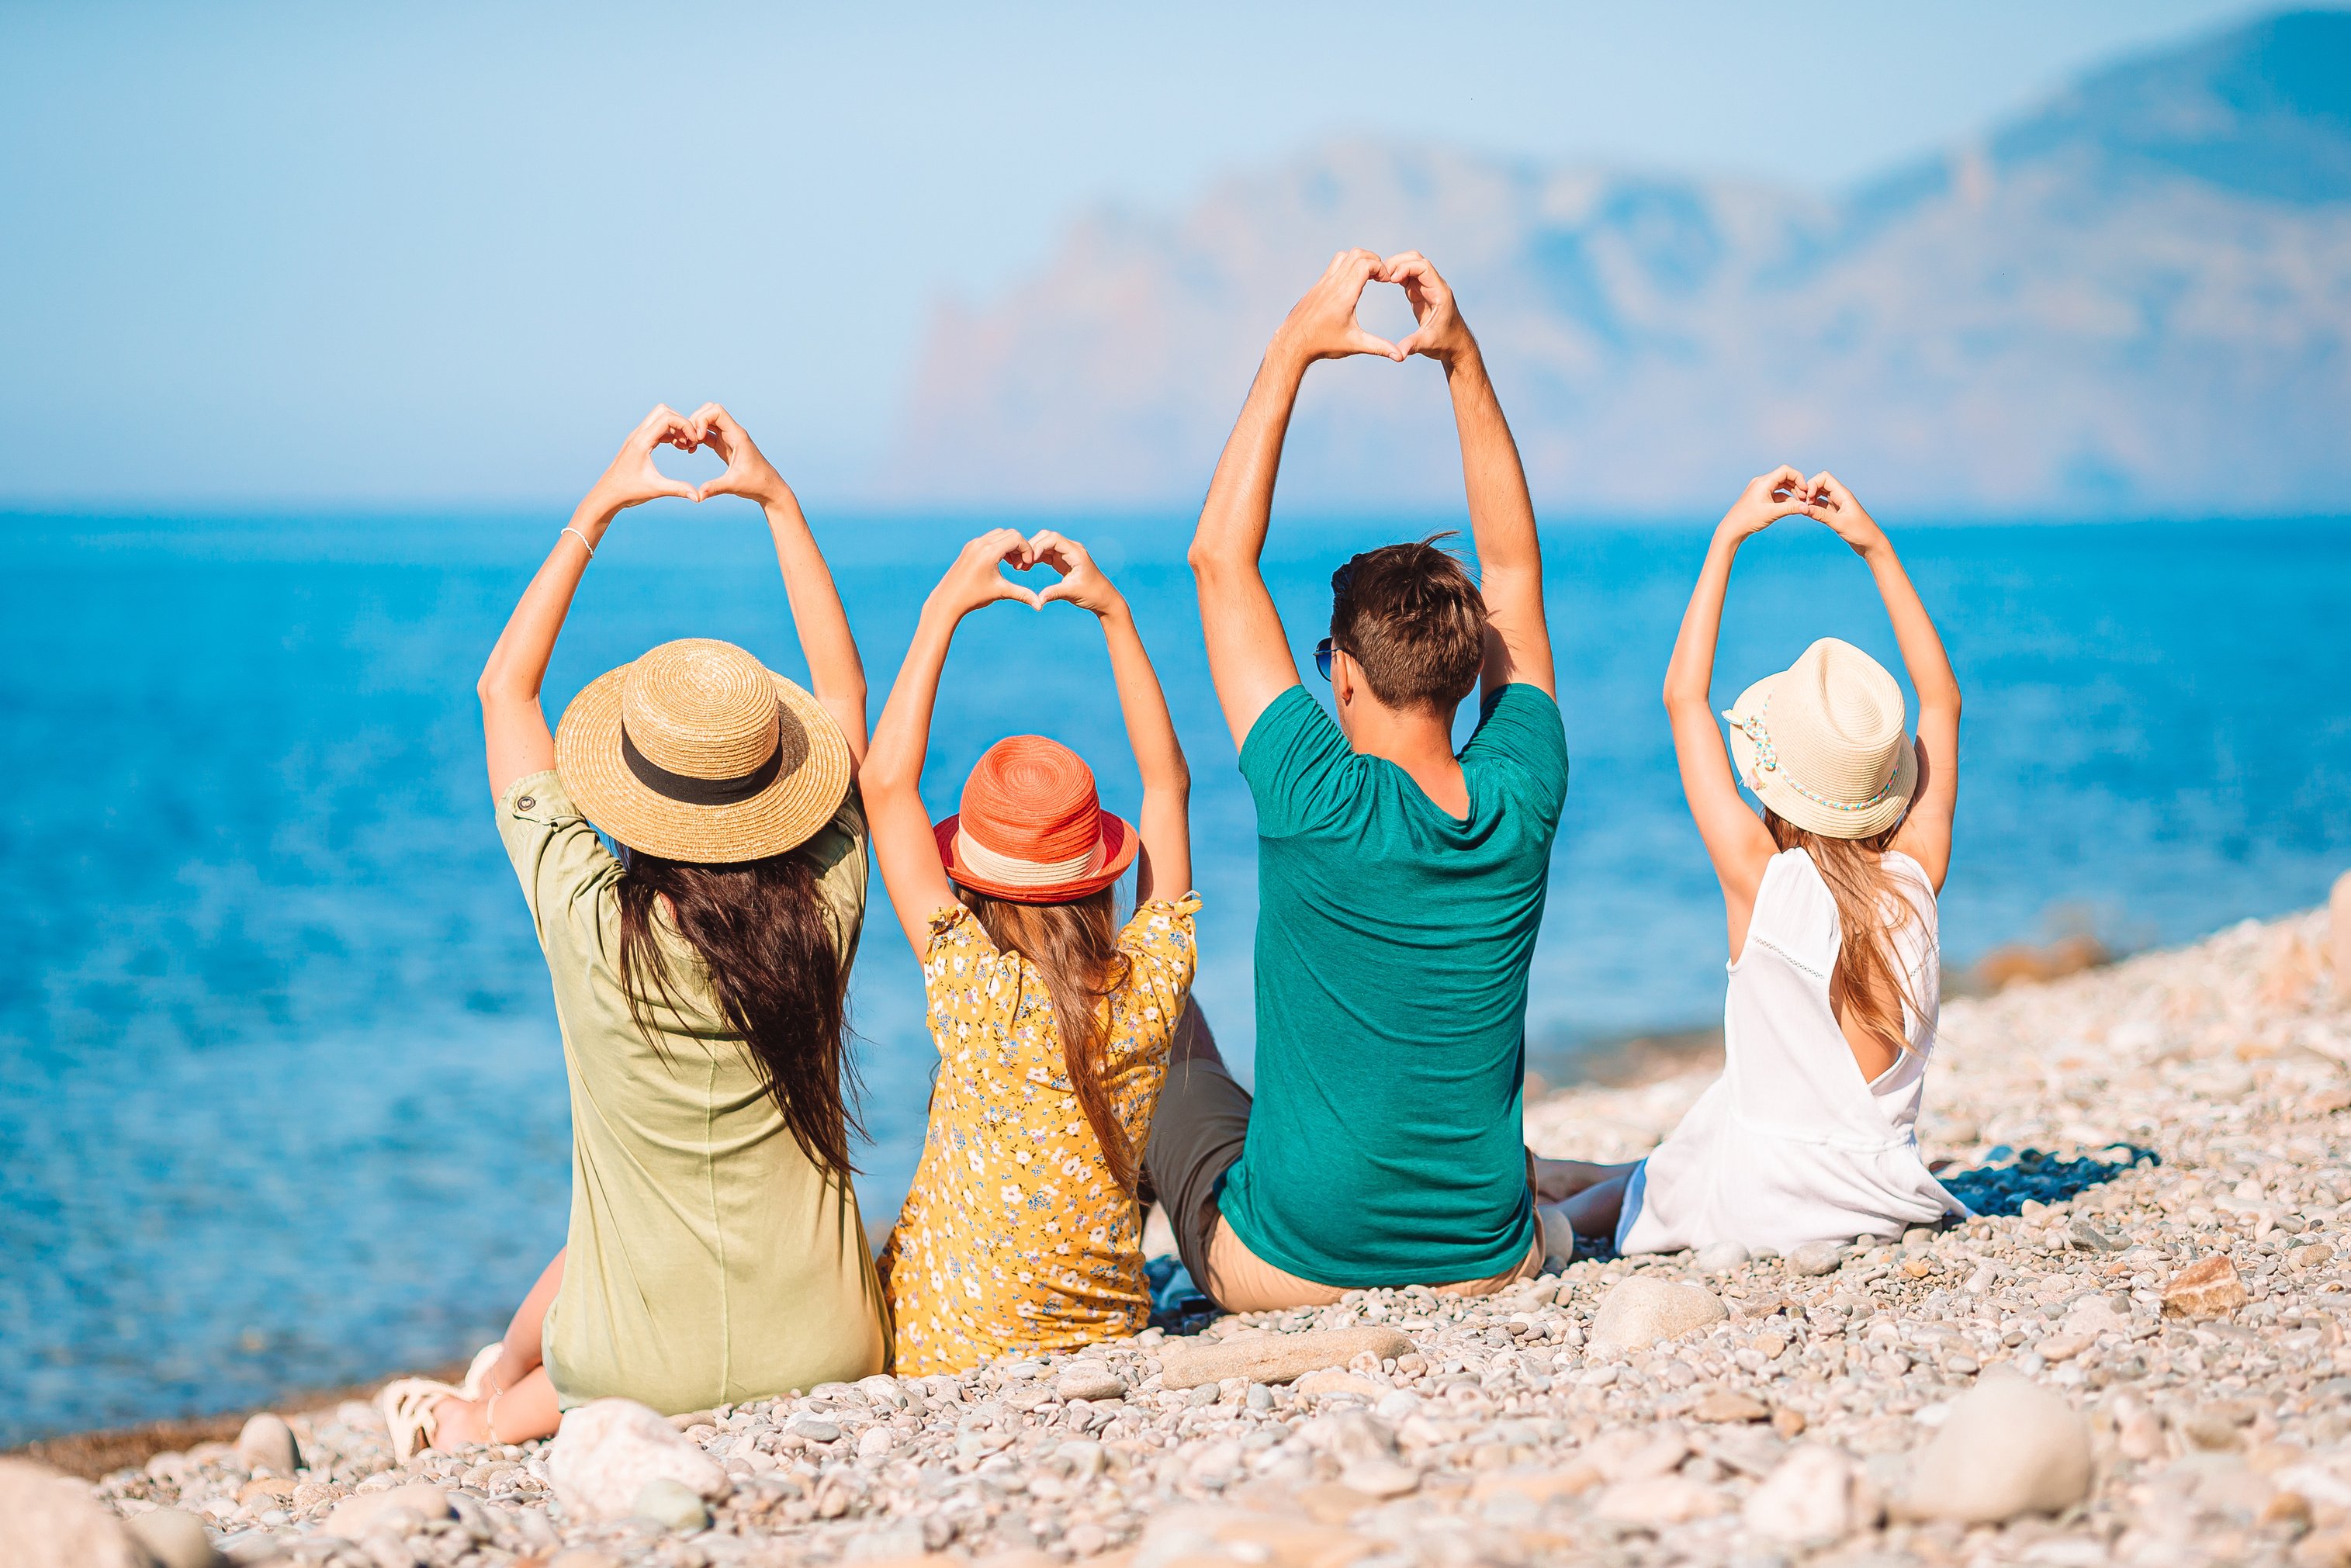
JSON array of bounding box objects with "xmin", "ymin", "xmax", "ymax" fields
[{"xmin": 861, "ymin": 528, "xmax": 1197, "ymax": 1375}]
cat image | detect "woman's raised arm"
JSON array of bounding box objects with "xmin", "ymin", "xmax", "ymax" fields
[
  {"xmin": 1802, "ymin": 473, "xmax": 1961, "ymax": 891},
  {"xmin": 861, "ymin": 531, "xmax": 1044, "ymax": 957},
  {"xmin": 478, "ymin": 405, "xmax": 698, "ymax": 800},
  {"xmin": 1032, "ymin": 531, "xmax": 1192, "ymax": 902},
  {"xmin": 687, "ymin": 404, "xmax": 868, "ymax": 767},
  {"xmin": 1663, "ymin": 467, "xmax": 1809, "ymax": 955}
]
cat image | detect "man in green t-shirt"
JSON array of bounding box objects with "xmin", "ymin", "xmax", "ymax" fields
[{"xmin": 1141, "ymin": 250, "xmax": 1573, "ymax": 1310}]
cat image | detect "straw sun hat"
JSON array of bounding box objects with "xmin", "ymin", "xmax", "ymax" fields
[
  {"xmin": 934, "ymin": 735, "xmax": 1137, "ymax": 905},
  {"xmin": 1723, "ymin": 636, "xmax": 1917, "ymax": 840},
  {"xmin": 555, "ymin": 638, "xmax": 850, "ymax": 864}
]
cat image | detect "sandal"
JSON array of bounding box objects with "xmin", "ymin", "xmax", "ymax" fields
[
  {"xmin": 459, "ymin": 1341, "xmax": 505, "ymax": 1400},
  {"xmin": 376, "ymin": 1341, "xmax": 507, "ymax": 1462},
  {"xmin": 376, "ymin": 1377, "xmax": 459, "ymax": 1463}
]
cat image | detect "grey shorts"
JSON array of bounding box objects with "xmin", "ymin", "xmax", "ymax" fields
[{"xmin": 1139, "ymin": 1041, "xmax": 1253, "ymax": 1298}]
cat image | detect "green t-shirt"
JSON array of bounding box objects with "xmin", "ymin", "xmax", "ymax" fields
[{"xmin": 1220, "ymin": 682, "xmax": 1570, "ymax": 1286}]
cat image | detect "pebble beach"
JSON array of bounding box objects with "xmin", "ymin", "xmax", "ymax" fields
[{"xmin": 17, "ymin": 898, "xmax": 2351, "ymax": 1568}]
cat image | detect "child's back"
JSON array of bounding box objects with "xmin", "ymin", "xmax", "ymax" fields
[
  {"xmin": 1618, "ymin": 846, "xmax": 1957, "ymax": 1254},
  {"xmin": 881, "ymin": 894, "xmax": 1197, "ymax": 1374}
]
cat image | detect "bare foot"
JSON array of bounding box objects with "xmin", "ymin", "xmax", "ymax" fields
[
  {"xmin": 429, "ymin": 1367, "xmax": 562, "ymax": 1449},
  {"xmin": 427, "ymin": 1394, "xmax": 493, "ymax": 1448}
]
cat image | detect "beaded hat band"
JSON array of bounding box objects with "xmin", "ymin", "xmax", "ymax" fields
[{"xmin": 1723, "ymin": 637, "xmax": 1917, "ymax": 841}]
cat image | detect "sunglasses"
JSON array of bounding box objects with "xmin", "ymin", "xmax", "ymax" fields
[{"xmin": 1314, "ymin": 559, "xmax": 1360, "ymax": 683}]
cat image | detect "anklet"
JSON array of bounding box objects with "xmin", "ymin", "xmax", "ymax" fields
[{"xmin": 561, "ymin": 525, "xmax": 596, "ymax": 559}]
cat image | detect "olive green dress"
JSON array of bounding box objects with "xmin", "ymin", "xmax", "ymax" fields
[{"xmin": 497, "ymin": 770, "xmax": 889, "ymax": 1413}]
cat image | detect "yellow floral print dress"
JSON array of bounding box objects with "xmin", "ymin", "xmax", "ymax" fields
[{"xmin": 878, "ymin": 894, "xmax": 1200, "ymax": 1375}]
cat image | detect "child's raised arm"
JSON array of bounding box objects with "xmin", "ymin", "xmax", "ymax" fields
[
  {"xmin": 1031, "ymin": 531, "xmax": 1193, "ymax": 902},
  {"xmin": 861, "ymin": 531, "xmax": 1044, "ymax": 957},
  {"xmin": 1662, "ymin": 467, "xmax": 1812, "ymax": 956},
  {"xmin": 478, "ymin": 405, "xmax": 700, "ymax": 800},
  {"xmin": 1802, "ymin": 473, "xmax": 1961, "ymax": 891},
  {"xmin": 687, "ymin": 403, "xmax": 869, "ymax": 767}
]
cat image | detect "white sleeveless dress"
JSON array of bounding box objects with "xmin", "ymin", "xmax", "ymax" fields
[{"xmin": 1615, "ymin": 847, "xmax": 1966, "ymax": 1255}]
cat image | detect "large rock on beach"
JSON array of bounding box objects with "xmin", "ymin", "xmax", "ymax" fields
[
  {"xmin": 123, "ymin": 1508, "xmax": 220, "ymax": 1568},
  {"xmin": 1054, "ymin": 1363, "xmax": 1128, "ymax": 1402},
  {"xmin": 323, "ymin": 1480, "xmax": 452, "ymax": 1540},
  {"xmin": 1695, "ymin": 1241, "xmax": 1750, "ymax": 1272},
  {"xmin": 1595, "ymin": 1473, "xmax": 1728, "ymax": 1526},
  {"xmin": 1138, "ymin": 1503, "xmax": 1373, "ymax": 1568},
  {"xmin": 1158, "ymin": 1327, "xmax": 1414, "ymax": 1390},
  {"xmin": 1588, "ymin": 1277, "xmax": 1727, "ymax": 1351},
  {"xmin": 1892, "ymin": 1371, "xmax": 2092, "ymax": 1523},
  {"xmin": 0, "ymin": 1459, "xmax": 151, "ymax": 1568},
  {"xmin": 631, "ymin": 1476, "xmax": 710, "ymax": 1533},
  {"xmin": 547, "ymin": 1399, "xmax": 730, "ymax": 1524},
  {"xmin": 1744, "ymin": 1445, "xmax": 1864, "ymax": 1546},
  {"xmin": 233, "ymin": 1411, "xmax": 300, "ymax": 1475},
  {"xmin": 1786, "ymin": 1240, "xmax": 1847, "ymax": 1276},
  {"xmin": 2163, "ymin": 1255, "xmax": 2249, "ymax": 1318}
]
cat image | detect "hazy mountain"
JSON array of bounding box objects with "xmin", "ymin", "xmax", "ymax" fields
[{"xmin": 879, "ymin": 11, "xmax": 2351, "ymax": 515}]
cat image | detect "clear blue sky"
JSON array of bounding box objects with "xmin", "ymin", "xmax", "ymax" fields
[{"xmin": 0, "ymin": 1, "xmax": 2304, "ymax": 507}]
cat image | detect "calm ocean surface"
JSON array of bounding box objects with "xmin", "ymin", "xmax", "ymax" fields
[{"xmin": 4, "ymin": 507, "xmax": 2349, "ymax": 1442}]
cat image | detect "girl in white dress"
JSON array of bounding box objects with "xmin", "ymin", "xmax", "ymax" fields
[{"xmin": 1539, "ymin": 468, "xmax": 1966, "ymax": 1255}]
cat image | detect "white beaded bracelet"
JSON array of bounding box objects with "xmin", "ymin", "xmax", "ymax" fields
[{"xmin": 561, "ymin": 524, "xmax": 596, "ymax": 559}]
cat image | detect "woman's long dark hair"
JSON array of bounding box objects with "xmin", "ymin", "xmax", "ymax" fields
[
  {"xmin": 958, "ymin": 885, "xmax": 1137, "ymax": 1192},
  {"xmin": 615, "ymin": 849, "xmax": 860, "ymax": 1175}
]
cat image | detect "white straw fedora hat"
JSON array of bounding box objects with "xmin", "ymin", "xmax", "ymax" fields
[
  {"xmin": 1723, "ymin": 636, "xmax": 1917, "ymax": 840},
  {"xmin": 555, "ymin": 638, "xmax": 850, "ymax": 864}
]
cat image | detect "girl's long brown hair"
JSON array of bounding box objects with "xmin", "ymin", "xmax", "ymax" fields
[
  {"xmin": 615, "ymin": 849, "xmax": 860, "ymax": 1176},
  {"xmin": 1763, "ymin": 808, "xmax": 1923, "ymax": 1071},
  {"xmin": 959, "ymin": 885, "xmax": 1138, "ymax": 1192}
]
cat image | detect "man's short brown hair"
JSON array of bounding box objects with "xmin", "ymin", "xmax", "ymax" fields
[{"xmin": 1328, "ymin": 535, "xmax": 1487, "ymax": 713}]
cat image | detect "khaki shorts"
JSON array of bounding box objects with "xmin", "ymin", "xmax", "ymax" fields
[{"xmin": 1141, "ymin": 1043, "xmax": 1541, "ymax": 1313}]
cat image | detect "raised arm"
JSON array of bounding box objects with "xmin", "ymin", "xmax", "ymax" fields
[
  {"xmin": 1188, "ymin": 249, "xmax": 1403, "ymax": 752},
  {"xmin": 689, "ymin": 403, "xmax": 869, "ymax": 768},
  {"xmin": 478, "ymin": 405, "xmax": 698, "ymax": 798},
  {"xmin": 1802, "ymin": 473, "xmax": 1961, "ymax": 891},
  {"xmin": 1385, "ymin": 252, "xmax": 1553, "ymax": 700},
  {"xmin": 860, "ymin": 531, "xmax": 1044, "ymax": 957},
  {"xmin": 1032, "ymin": 531, "xmax": 1192, "ymax": 902},
  {"xmin": 1663, "ymin": 467, "xmax": 1812, "ymax": 955}
]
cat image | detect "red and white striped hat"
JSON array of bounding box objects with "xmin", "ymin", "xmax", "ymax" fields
[{"xmin": 933, "ymin": 735, "xmax": 1137, "ymax": 904}]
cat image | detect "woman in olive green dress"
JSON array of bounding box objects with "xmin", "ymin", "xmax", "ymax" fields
[{"xmin": 379, "ymin": 403, "xmax": 888, "ymax": 1456}]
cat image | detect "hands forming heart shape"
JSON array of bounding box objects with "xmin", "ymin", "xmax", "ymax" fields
[
  {"xmin": 1726, "ymin": 464, "xmax": 1886, "ymax": 556},
  {"xmin": 936, "ymin": 527, "xmax": 1124, "ymax": 618},
  {"xmin": 594, "ymin": 402, "xmax": 790, "ymax": 512},
  {"xmin": 1275, "ymin": 247, "xmax": 1479, "ymax": 368}
]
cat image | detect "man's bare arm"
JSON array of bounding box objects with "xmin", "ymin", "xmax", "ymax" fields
[
  {"xmin": 1386, "ymin": 251, "xmax": 1553, "ymax": 700},
  {"xmin": 1188, "ymin": 248, "xmax": 1402, "ymax": 752}
]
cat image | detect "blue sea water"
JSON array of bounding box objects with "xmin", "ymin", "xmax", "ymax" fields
[{"xmin": 4, "ymin": 506, "xmax": 2349, "ymax": 1444}]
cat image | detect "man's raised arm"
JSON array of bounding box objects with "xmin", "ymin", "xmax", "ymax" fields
[
  {"xmin": 1386, "ymin": 252, "xmax": 1555, "ymax": 701},
  {"xmin": 1188, "ymin": 249, "xmax": 1404, "ymax": 752}
]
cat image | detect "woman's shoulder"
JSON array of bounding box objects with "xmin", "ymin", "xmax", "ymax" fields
[
  {"xmin": 1878, "ymin": 847, "xmax": 1937, "ymax": 890},
  {"xmin": 1745, "ymin": 849, "xmax": 1838, "ymax": 958}
]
